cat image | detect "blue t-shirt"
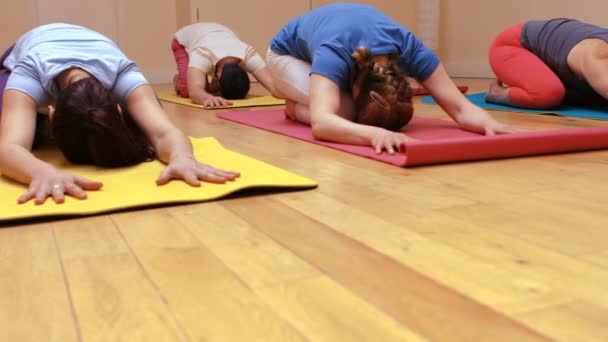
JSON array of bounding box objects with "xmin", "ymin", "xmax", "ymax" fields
[
  {"xmin": 2, "ymin": 23, "xmax": 147, "ymax": 104},
  {"xmin": 270, "ymin": 3, "xmax": 440, "ymax": 91}
]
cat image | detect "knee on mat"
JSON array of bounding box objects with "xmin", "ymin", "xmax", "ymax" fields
[{"xmin": 527, "ymin": 84, "xmax": 566, "ymax": 108}]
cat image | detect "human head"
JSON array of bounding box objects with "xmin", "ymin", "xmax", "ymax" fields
[
  {"xmin": 218, "ymin": 61, "xmax": 250, "ymax": 99},
  {"xmin": 351, "ymin": 47, "xmax": 414, "ymax": 131},
  {"xmin": 51, "ymin": 77, "xmax": 155, "ymax": 167}
]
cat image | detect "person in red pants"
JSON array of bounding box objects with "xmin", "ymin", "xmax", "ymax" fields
[
  {"xmin": 487, "ymin": 18, "xmax": 608, "ymax": 109},
  {"xmin": 171, "ymin": 23, "xmax": 278, "ymax": 107}
]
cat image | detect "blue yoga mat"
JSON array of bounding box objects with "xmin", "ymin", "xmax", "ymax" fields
[{"xmin": 421, "ymin": 92, "xmax": 608, "ymax": 120}]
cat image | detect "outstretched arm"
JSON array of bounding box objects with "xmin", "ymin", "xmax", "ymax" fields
[
  {"xmin": 125, "ymin": 85, "xmax": 239, "ymax": 185},
  {"xmin": 187, "ymin": 67, "xmax": 232, "ymax": 107},
  {"xmin": 0, "ymin": 90, "xmax": 102, "ymax": 204},
  {"xmin": 252, "ymin": 66, "xmax": 279, "ymax": 97},
  {"xmin": 309, "ymin": 74, "xmax": 414, "ymax": 154},
  {"xmin": 421, "ymin": 63, "xmax": 515, "ymax": 135}
]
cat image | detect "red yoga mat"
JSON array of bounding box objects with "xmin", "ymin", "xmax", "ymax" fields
[{"xmin": 217, "ymin": 109, "xmax": 608, "ymax": 167}]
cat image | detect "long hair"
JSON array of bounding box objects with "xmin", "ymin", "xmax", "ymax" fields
[
  {"xmin": 351, "ymin": 47, "xmax": 414, "ymax": 131},
  {"xmin": 52, "ymin": 77, "xmax": 155, "ymax": 167}
]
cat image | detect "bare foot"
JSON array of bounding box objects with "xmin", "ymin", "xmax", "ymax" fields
[
  {"xmin": 485, "ymin": 80, "xmax": 511, "ymax": 105},
  {"xmin": 284, "ymin": 99, "xmax": 297, "ymax": 120}
]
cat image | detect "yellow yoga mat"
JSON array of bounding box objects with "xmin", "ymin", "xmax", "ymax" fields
[
  {"xmin": 158, "ymin": 90, "xmax": 285, "ymax": 109},
  {"xmin": 0, "ymin": 137, "xmax": 317, "ymax": 222}
]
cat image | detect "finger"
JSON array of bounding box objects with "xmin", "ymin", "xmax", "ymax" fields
[
  {"xmin": 156, "ymin": 167, "xmax": 173, "ymax": 185},
  {"xmin": 206, "ymin": 168, "xmax": 239, "ymax": 181},
  {"xmin": 198, "ymin": 164, "xmax": 240, "ymax": 179},
  {"xmin": 386, "ymin": 143, "xmax": 395, "ymax": 155},
  {"xmin": 211, "ymin": 169, "xmax": 240, "ymax": 179},
  {"xmin": 374, "ymin": 143, "xmax": 382, "ymax": 154},
  {"xmin": 51, "ymin": 186, "xmax": 65, "ymax": 204},
  {"xmin": 34, "ymin": 188, "xmax": 50, "ymax": 205},
  {"xmin": 74, "ymin": 176, "xmax": 103, "ymax": 190},
  {"xmin": 182, "ymin": 169, "xmax": 201, "ymax": 187},
  {"xmin": 485, "ymin": 127, "xmax": 496, "ymax": 136},
  {"xmin": 197, "ymin": 169, "xmax": 230, "ymax": 184},
  {"xmin": 18, "ymin": 188, "xmax": 37, "ymax": 204},
  {"xmin": 65, "ymin": 183, "xmax": 87, "ymax": 200}
]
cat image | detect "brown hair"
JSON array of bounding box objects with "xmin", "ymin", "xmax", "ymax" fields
[
  {"xmin": 52, "ymin": 77, "xmax": 155, "ymax": 167},
  {"xmin": 351, "ymin": 47, "xmax": 413, "ymax": 131},
  {"xmin": 219, "ymin": 62, "xmax": 250, "ymax": 99}
]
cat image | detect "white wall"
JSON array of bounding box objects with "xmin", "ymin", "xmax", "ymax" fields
[
  {"xmin": 0, "ymin": 0, "xmax": 177, "ymax": 84},
  {"xmin": 442, "ymin": 0, "xmax": 608, "ymax": 77}
]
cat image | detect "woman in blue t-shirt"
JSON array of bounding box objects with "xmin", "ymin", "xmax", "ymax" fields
[
  {"xmin": 267, "ymin": 3, "xmax": 514, "ymax": 154},
  {"xmin": 0, "ymin": 24, "xmax": 239, "ymax": 205}
]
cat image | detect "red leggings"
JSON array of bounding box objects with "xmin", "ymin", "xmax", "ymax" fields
[
  {"xmin": 489, "ymin": 23, "xmax": 566, "ymax": 108},
  {"xmin": 171, "ymin": 39, "xmax": 190, "ymax": 97}
]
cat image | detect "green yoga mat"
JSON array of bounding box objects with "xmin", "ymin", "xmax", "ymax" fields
[{"xmin": 421, "ymin": 92, "xmax": 608, "ymax": 120}]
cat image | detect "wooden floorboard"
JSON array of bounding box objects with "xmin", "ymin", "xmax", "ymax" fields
[{"xmin": 2, "ymin": 78, "xmax": 608, "ymax": 341}]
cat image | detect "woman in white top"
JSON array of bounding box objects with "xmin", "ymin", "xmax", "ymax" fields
[{"xmin": 172, "ymin": 23, "xmax": 277, "ymax": 107}]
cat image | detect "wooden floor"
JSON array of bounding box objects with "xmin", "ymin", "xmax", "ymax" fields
[{"xmin": 2, "ymin": 78, "xmax": 608, "ymax": 341}]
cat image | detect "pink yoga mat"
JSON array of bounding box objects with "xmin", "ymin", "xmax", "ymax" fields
[{"xmin": 217, "ymin": 109, "xmax": 608, "ymax": 166}]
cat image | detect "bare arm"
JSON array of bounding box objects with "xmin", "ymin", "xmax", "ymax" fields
[
  {"xmin": 309, "ymin": 74, "xmax": 413, "ymax": 154},
  {"xmin": 252, "ymin": 66, "xmax": 279, "ymax": 97},
  {"xmin": 421, "ymin": 63, "xmax": 515, "ymax": 135},
  {"xmin": 0, "ymin": 90, "xmax": 102, "ymax": 204},
  {"xmin": 0, "ymin": 90, "xmax": 51, "ymax": 183},
  {"xmin": 126, "ymin": 85, "xmax": 239, "ymax": 185},
  {"xmin": 582, "ymin": 56, "xmax": 608, "ymax": 100},
  {"xmin": 187, "ymin": 67, "xmax": 232, "ymax": 107},
  {"xmin": 126, "ymin": 84, "xmax": 193, "ymax": 163}
]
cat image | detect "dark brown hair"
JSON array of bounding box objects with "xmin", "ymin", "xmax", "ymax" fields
[
  {"xmin": 351, "ymin": 47, "xmax": 414, "ymax": 131},
  {"xmin": 219, "ymin": 62, "xmax": 250, "ymax": 99},
  {"xmin": 52, "ymin": 77, "xmax": 155, "ymax": 167}
]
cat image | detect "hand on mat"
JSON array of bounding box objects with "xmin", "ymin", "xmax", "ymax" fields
[
  {"xmin": 156, "ymin": 155, "xmax": 240, "ymax": 186},
  {"xmin": 203, "ymin": 96, "xmax": 233, "ymax": 108},
  {"xmin": 456, "ymin": 107, "xmax": 518, "ymax": 136},
  {"xmin": 18, "ymin": 171, "xmax": 103, "ymax": 205},
  {"xmin": 482, "ymin": 119, "xmax": 519, "ymax": 136},
  {"xmin": 371, "ymin": 130, "xmax": 416, "ymax": 155}
]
